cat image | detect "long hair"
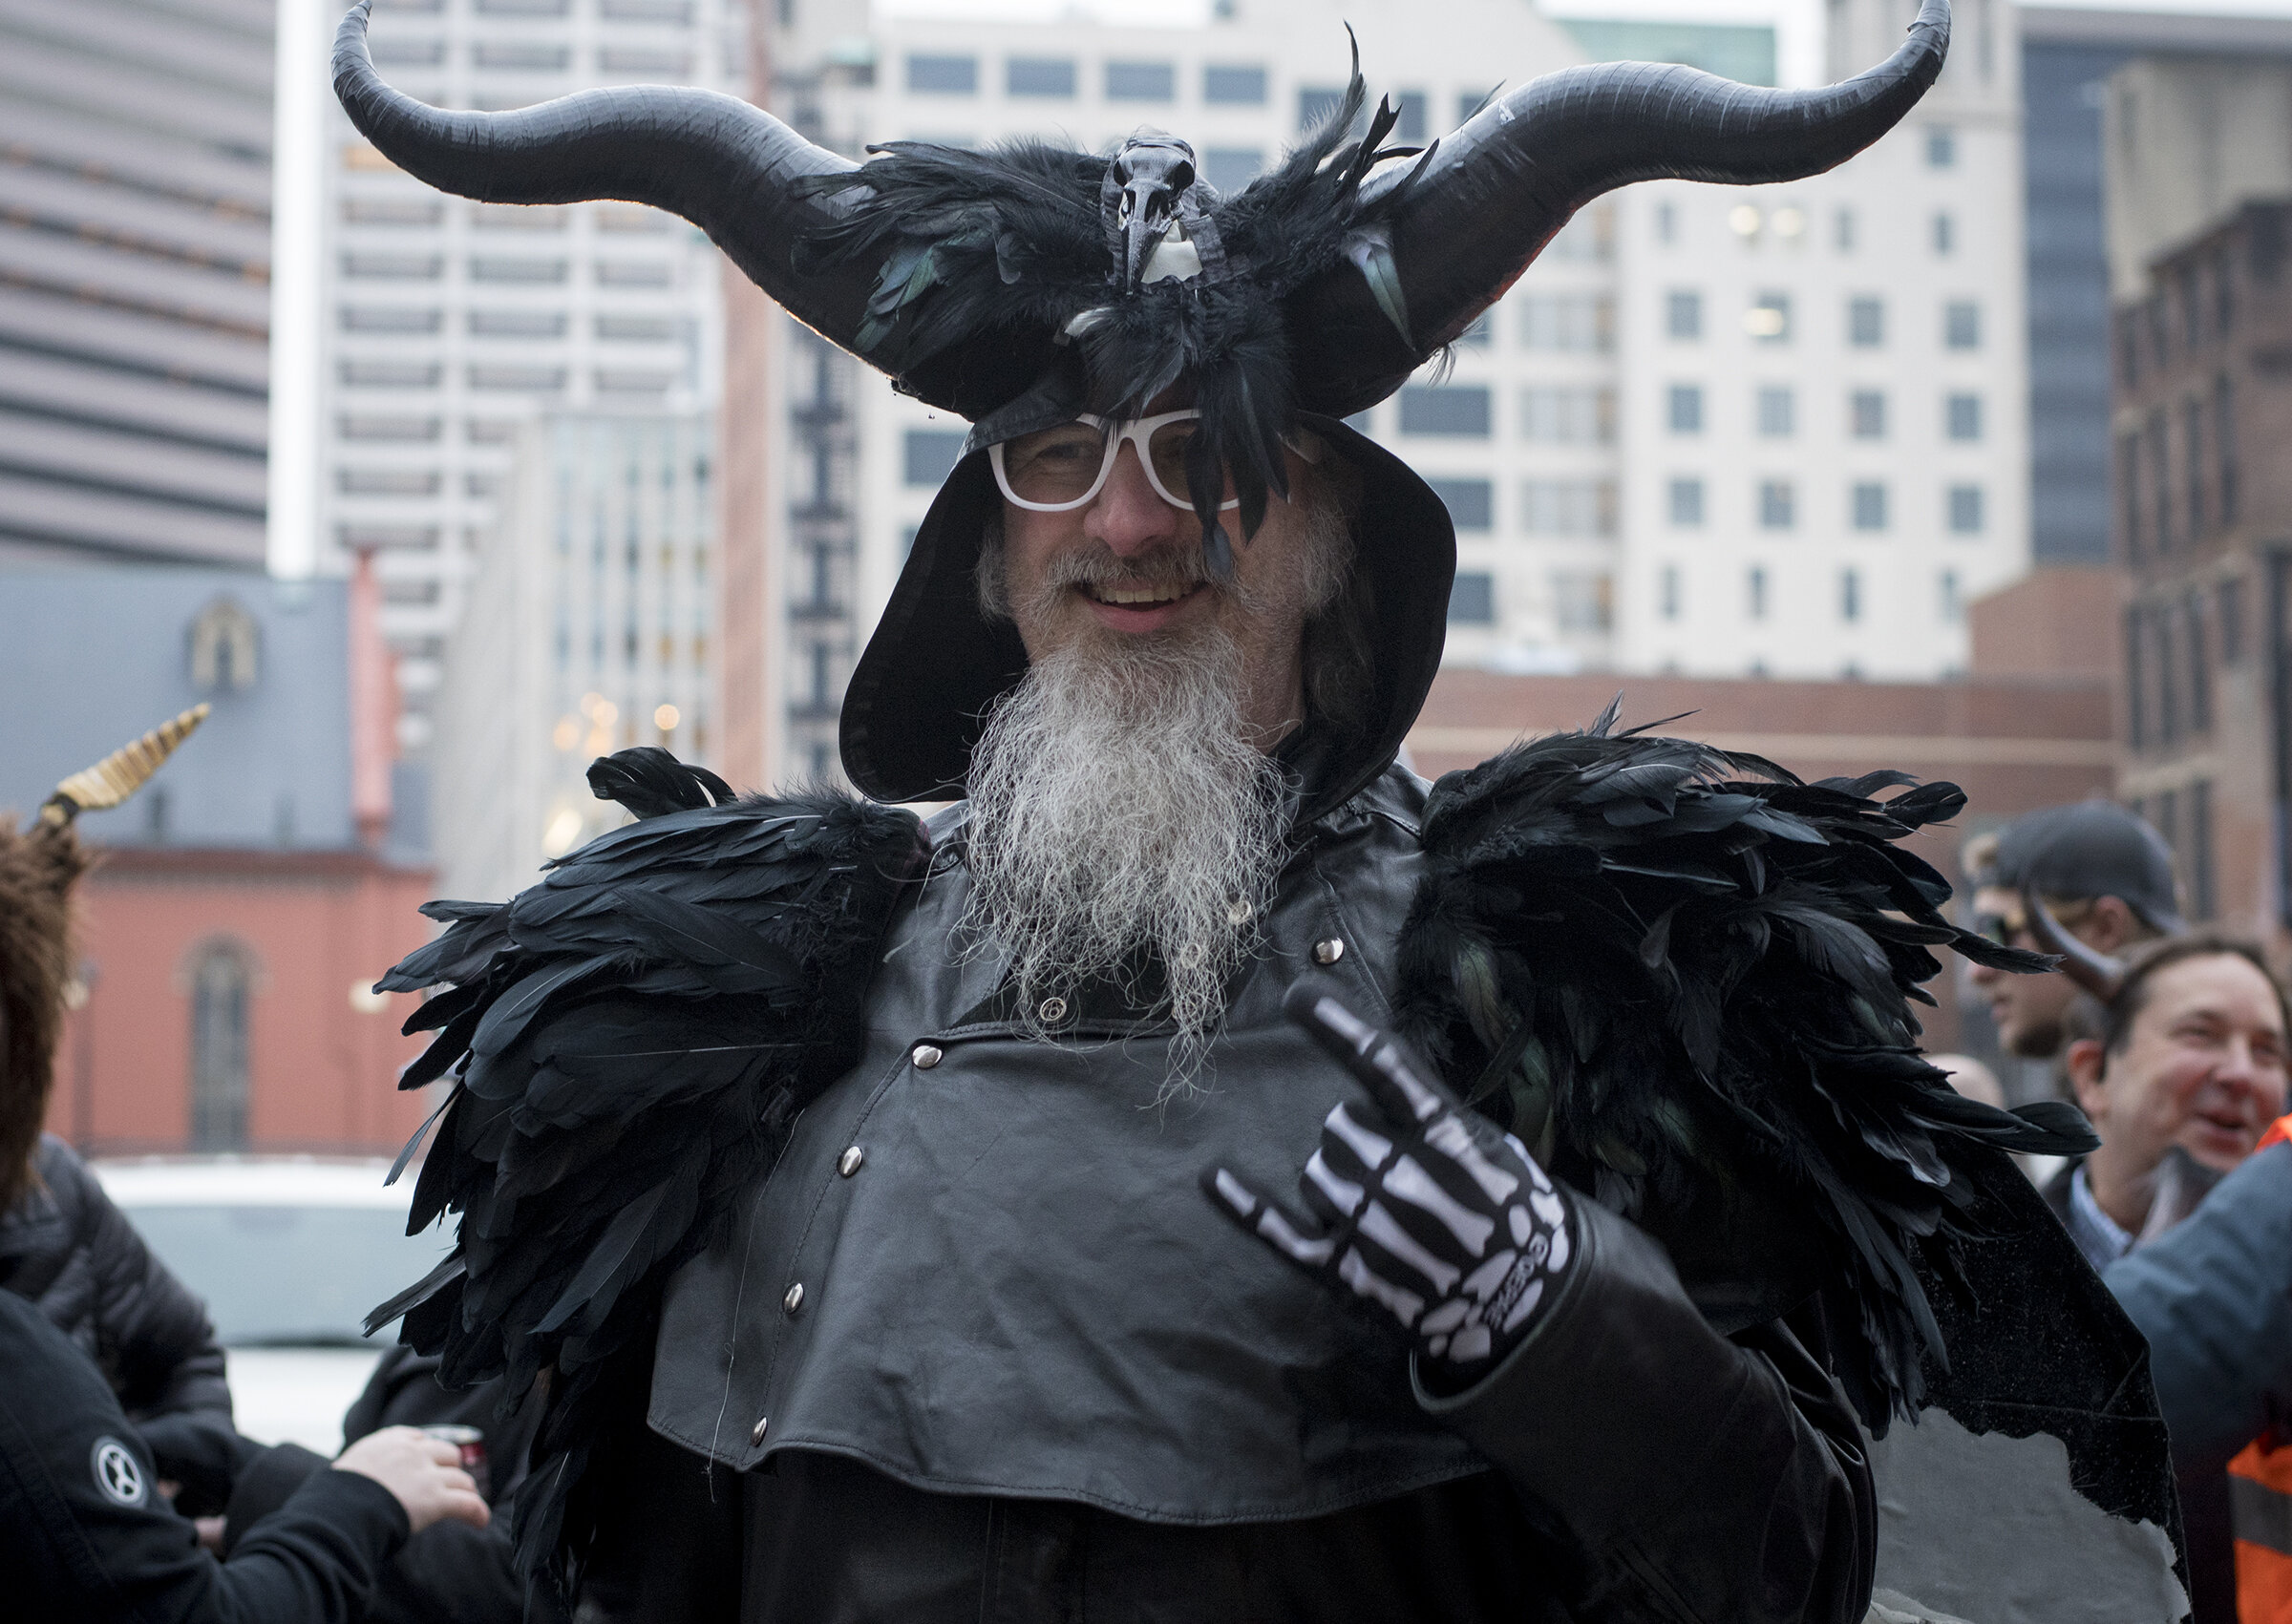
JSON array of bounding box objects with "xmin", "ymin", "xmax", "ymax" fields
[{"xmin": 0, "ymin": 823, "xmax": 87, "ymax": 1213}]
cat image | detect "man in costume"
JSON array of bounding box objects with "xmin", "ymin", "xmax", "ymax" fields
[{"xmin": 337, "ymin": 2, "xmax": 2185, "ymax": 1616}]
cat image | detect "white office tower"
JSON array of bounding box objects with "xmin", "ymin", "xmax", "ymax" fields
[
  {"xmin": 736, "ymin": 0, "xmax": 1605, "ymax": 786},
  {"xmin": 432, "ymin": 411, "xmax": 716, "ymax": 903},
  {"xmin": 1610, "ymin": 0, "xmax": 2028, "ymax": 680},
  {"xmin": 297, "ymin": 0, "xmax": 731, "ymax": 749}
]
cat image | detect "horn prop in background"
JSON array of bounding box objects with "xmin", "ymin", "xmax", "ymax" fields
[
  {"xmin": 1285, "ymin": 0, "xmax": 1952, "ymax": 413},
  {"xmin": 38, "ymin": 705, "xmax": 211, "ymax": 830},
  {"xmin": 2021, "ymin": 885, "xmax": 2127, "ymax": 1002}
]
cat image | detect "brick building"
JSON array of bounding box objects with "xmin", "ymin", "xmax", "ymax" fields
[
  {"xmin": 2104, "ymin": 53, "xmax": 2292, "ymax": 951},
  {"xmin": 0, "ymin": 562, "xmax": 439, "ymax": 1157}
]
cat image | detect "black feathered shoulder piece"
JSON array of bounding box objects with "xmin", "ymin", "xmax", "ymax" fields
[
  {"xmin": 367, "ymin": 748, "xmax": 927, "ymax": 1596},
  {"xmin": 1390, "ymin": 700, "xmax": 2097, "ymax": 1429}
]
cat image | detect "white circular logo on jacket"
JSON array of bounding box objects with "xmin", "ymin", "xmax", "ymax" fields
[{"xmin": 91, "ymin": 1438, "xmax": 145, "ymax": 1507}]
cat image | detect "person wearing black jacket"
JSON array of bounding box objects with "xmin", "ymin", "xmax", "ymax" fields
[
  {"xmin": 0, "ymin": 1281, "xmax": 486, "ymax": 1622},
  {"xmin": 1, "ymin": 1132, "xmax": 241, "ymax": 1508}
]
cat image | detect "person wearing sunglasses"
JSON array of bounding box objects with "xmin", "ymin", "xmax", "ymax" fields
[{"xmin": 337, "ymin": 2, "xmax": 2181, "ymax": 1618}]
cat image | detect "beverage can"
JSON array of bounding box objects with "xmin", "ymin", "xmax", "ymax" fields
[{"xmin": 419, "ymin": 1424, "xmax": 489, "ymax": 1501}]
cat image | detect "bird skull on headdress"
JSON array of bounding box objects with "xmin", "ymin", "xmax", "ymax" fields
[{"xmin": 0, "ymin": 707, "xmax": 207, "ymax": 1213}]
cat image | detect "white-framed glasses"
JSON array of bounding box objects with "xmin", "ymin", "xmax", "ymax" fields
[{"xmin": 987, "ymin": 410, "xmax": 1238, "ymax": 514}]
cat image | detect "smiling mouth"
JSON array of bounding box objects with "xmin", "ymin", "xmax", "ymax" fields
[{"xmin": 1081, "ymin": 580, "xmax": 1199, "ymax": 607}]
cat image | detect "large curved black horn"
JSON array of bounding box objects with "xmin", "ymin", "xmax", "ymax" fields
[
  {"xmin": 332, "ymin": 0, "xmax": 870, "ymax": 353},
  {"xmin": 1287, "ymin": 0, "xmax": 1950, "ymax": 413},
  {"xmin": 2022, "ymin": 886, "xmax": 2128, "ymax": 1002}
]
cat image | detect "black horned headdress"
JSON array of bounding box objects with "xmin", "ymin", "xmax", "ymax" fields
[{"xmin": 333, "ymin": 0, "xmax": 1950, "ymax": 572}]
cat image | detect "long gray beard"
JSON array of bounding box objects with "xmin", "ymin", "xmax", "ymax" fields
[{"xmin": 962, "ymin": 630, "xmax": 1288, "ymax": 1079}]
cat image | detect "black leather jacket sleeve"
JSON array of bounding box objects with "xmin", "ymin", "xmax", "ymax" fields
[{"xmin": 1415, "ymin": 1193, "xmax": 1876, "ymax": 1624}]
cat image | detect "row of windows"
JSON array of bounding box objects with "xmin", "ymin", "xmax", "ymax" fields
[
  {"xmin": 1447, "ymin": 570, "xmax": 1611, "ymax": 630},
  {"xmin": 337, "ymin": 360, "xmax": 678, "ymax": 392},
  {"xmin": 337, "ymin": 197, "xmax": 669, "ymax": 234},
  {"xmin": 1665, "ymin": 290, "xmax": 1982, "ymax": 350},
  {"xmin": 340, "ymin": 307, "xmax": 679, "ymax": 340},
  {"xmin": 2119, "ymin": 243, "xmax": 2241, "ymax": 386},
  {"xmin": 366, "ymin": 38, "xmax": 691, "ymax": 73},
  {"xmin": 1667, "ymin": 477, "xmax": 1985, "ymax": 535},
  {"xmin": 365, "ymin": 0, "xmax": 694, "ymax": 16},
  {"xmin": 339, "ymin": 252, "xmax": 675, "ymax": 285},
  {"xmin": 339, "ymin": 414, "xmax": 527, "ymax": 443},
  {"xmin": 1657, "ymin": 201, "xmax": 1965, "ymax": 258},
  {"xmin": 2125, "ymin": 579, "xmax": 2248, "ymax": 754},
  {"xmin": 907, "ymin": 53, "xmax": 1266, "ymax": 105},
  {"xmin": 1666, "ymin": 385, "xmax": 1983, "ymax": 441},
  {"xmin": 1654, "ymin": 565, "xmax": 1966, "ymax": 626},
  {"xmin": 2128, "ymin": 782, "xmax": 2219, "ymax": 923},
  {"xmin": 2121, "ymin": 376, "xmax": 2239, "ymax": 558}
]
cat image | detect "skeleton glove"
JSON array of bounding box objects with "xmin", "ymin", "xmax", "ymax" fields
[{"xmin": 1205, "ymin": 984, "xmax": 1575, "ymax": 1374}]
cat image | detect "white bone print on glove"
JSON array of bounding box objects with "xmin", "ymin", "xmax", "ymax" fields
[{"xmin": 1204, "ymin": 983, "xmax": 1574, "ymax": 1369}]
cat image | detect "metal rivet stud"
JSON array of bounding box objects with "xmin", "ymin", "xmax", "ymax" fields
[
  {"xmin": 838, "ymin": 1146, "xmax": 864, "ymax": 1177},
  {"xmin": 1227, "ymin": 897, "xmax": 1254, "ymax": 926},
  {"xmin": 912, "ymin": 1044, "xmax": 943, "ymax": 1069},
  {"xmin": 1313, "ymin": 939, "xmax": 1346, "ymax": 965},
  {"xmin": 783, "ymin": 1282, "xmax": 805, "ymax": 1316},
  {"xmin": 1038, "ymin": 996, "xmax": 1069, "ymax": 1023},
  {"xmin": 750, "ymin": 1415, "xmax": 769, "ymax": 1445}
]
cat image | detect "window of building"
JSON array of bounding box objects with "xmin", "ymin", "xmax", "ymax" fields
[
  {"xmin": 1852, "ymin": 481, "xmax": 1888, "ymax": 531},
  {"xmin": 371, "ymin": 35, "xmax": 446, "ymax": 66},
  {"xmin": 2121, "ymin": 430, "xmax": 2144, "ymax": 559},
  {"xmin": 598, "ymin": 261, "xmax": 671, "ymax": 288},
  {"xmin": 2180, "ymin": 265, "xmax": 2203, "ymax": 350},
  {"xmin": 1666, "ymin": 289, "xmax": 1703, "ymax": 341},
  {"xmin": 1106, "ymin": 60, "xmax": 1174, "ymax": 100},
  {"xmin": 1747, "ymin": 565, "xmax": 1769, "ymax": 621},
  {"xmin": 1666, "ymin": 384, "xmax": 1704, "ymax": 434},
  {"xmin": 1656, "ymin": 201, "xmax": 1677, "ymax": 244},
  {"xmin": 2185, "ymin": 398, "xmax": 2208, "ymax": 539},
  {"xmin": 341, "ymin": 251, "xmax": 442, "ymax": 280},
  {"xmin": 2148, "ymin": 409, "xmax": 2173, "ymax": 552},
  {"xmin": 342, "ymin": 197, "xmax": 441, "ymax": 226},
  {"xmin": 1426, "ymin": 477, "xmax": 1493, "ymax": 530},
  {"xmin": 1449, "ymin": 571, "xmax": 1496, "ymax": 624},
  {"xmin": 1946, "ymin": 392, "xmax": 1982, "ymax": 441},
  {"xmin": 2118, "ymin": 309, "xmax": 2142, "ymax": 388},
  {"xmin": 1759, "ymin": 479, "xmax": 1795, "ymax": 529},
  {"xmin": 1660, "ymin": 564, "xmax": 1682, "ymax": 620},
  {"xmin": 338, "ymin": 415, "xmax": 439, "ymax": 442},
  {"xmin": 1756, "ymin": 386, "xmax": 1794, "ymax": 437},
  {"xmin": 1746, "ymin": 290, "xmax": 1791, "ymax": 343},
  {"xmin": 1848, "ymin": 296, "xmax": 1884, "ymax": 348},
  {"xmin": 2187, "ymin": 592, "xmax": 2213, "ymax": 733},
  {"xmin": 1941, "ymin": 569, "xmax": 1964, "ymax": 624},
  {"xmin": 339, "ymin": 359, "xmax": 442, "ymax": 388},
  {"xmin": 902, "ymin": 429, "xmax": 966, "ymax": 485},
  {"xmin": 469, "ymin": 257, "xmax": 566, "ymax": 284},
  {"xmin": 1947, "ymin": 484, "xmax": 1984, "ymax": 534},
  {"xmin": 470, "ymin": 308, "xmax": 564, "ymax": 337},
  {"xmin": 189, "ymin": 940, "xmax": 253, "ymax": 1151},
  {"xmin": 1521, "ymin": 386, "xmax": 1614, "ymax": 443},
  {"xmin": 1932, "ymin": 213, "xmax": 1956, "ymax": 256},
  {"xmin": 337, "ymin": 469, "xmax": 441, "ymax": 496},
  {"xmin": 1840, "ymin": 567, "xmax": 1862, "ymax": 622},
  {"xmin": 2126, "ymin": 605, "xmax": 2146, "ymax": 748},
  {"xmin": 1454, "ymin": 313, "xmax": 1494, "ymax": 348},
  {"xmin": 2215, "ymin": 248, "xmax": 2237, "ymax": 337},
  {"xmin": 1552, "ymin": 571, "xmax": 1612, "ymax": 631},
  {"xmin": 1399, "ymin": 385, "xmax": 1491, "ymax": 436},
  {"xmin": 1852, "ymin": 390, "xmax": 1887, "ymax": 439},
  {"xmin": 599, "ymin": 44, "xmax": 689, "ymax": 74},
  {"xmin": 1943, "ymin": 300, "xmax": 1981, "ymax": 349},
  {"xmin": 596, "ymin": 314, "xmax": 674, "ymax": 342},
  {"xmin": 1299, "ymin": 86, "xmax": 1350, "ymax": 132},
  {"xmin": 1521, "ymin": 295, "xmax": 1613, "ymax": 351},
  {"xmin": 1203, "ymin": 64, "xmax": 1266, "ymax": 104},
  {"xmin": 1835, "ymin": 206, "xmax": 1857, "ymax": 252},
  {"xmin": 1392, "ymin": 92, "xmax": 1428, "ymax": 143},
  {"xmin": 1545, "ymin": 208, "xmax": 1614, "ymax": 264},
  {"xmin": 1668, "ymin": 477, "xmax": 1706, "ymax": 527},
  {"xmin": 340, "ymin": 306, "xmax": 441, "ymax": 334},
  {"xmin": 907, "ymin": 53, "xmax": 977, "ymax": 94},
  {"xmin": 1926, "ymin": 126, "xmax": 1957, "ymax": 167},
  {"xmin": 1521, "ymin": 480, "xmax": 1617, "ymax": 537},
  {"xmin": 2191, "ymin": 779, "xmax": 2217, "ymax": 920},
  {"xmin": 1456, "ymin": 89, "xmax": 1496, "ymax": 126},
  {"xmin": 467, "ymin": 363, "xmax": 564, "ymax": 390},
  {"xmin": 189, "ymin": 598, "xmax": 259, "ymax": 690},
  {"xmin": 1201, "ymin": 148, "xmax": 1263, "ymax": 194},
  {"xmin": 2218, "ymin": 373, "xmax": 2239, "ymax": 525},
  {"xmin": 1007, "ymin": 56, "xmax": 1074, "ymax": 96},
  {"xmin": 2220, "ymin": 575, "xmax": 2245, "ymax": 665},
  {"xmin": 474, "ymin": 40, "xmax": 570, "ymax": 69}
]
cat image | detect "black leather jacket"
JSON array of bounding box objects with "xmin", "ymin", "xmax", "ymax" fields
[
  {"xmin": 577, "ymin": 770, "xmax": 1876, "ymax": 1623},
  {"xmin": 0, "ymin": 1134, "xmax": 240, "ymax": 1506}
]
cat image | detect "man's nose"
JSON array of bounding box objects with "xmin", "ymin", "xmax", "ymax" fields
[{"xmin": 1085, "ymin": 442, "xmax": 1178, "ymax": 559}]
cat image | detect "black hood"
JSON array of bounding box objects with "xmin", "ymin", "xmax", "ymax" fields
[{"xmin": 838, "ymin": 415, "xmax": 1453, "ymax": 819}]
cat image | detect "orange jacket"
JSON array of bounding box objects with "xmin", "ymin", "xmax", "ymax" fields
[{"xmin": 2231, "ymin": 1116, "xmax": 2292, "ymax": 1622}]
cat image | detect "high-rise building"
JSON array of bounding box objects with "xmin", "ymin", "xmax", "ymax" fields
[
  {"xmin": 431, "ymin": 410, "xmax": 716, "ymax": 903},
  {"xmin": 0, "ymin": 0, "xmax": 273, "ymax": 566},
  {"xmin": 286, "ymin": 0, "xmax": 731, "ymax": 751},
  {"xmin": 1611, "ymin": 0, "xmax": 2027, "ymax": 681},
  {"xmin": 2021, "ymin": 6, "xmax": 2292, "ymax": 566}
]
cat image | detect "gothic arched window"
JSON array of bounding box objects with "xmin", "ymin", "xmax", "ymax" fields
[
  {"xmin": 188, "ymin": 598, "xmax": 259, "ymax": 691},
  {"xmin": 187, "ymin": 939, "xmax": 252, "ymax": 1149}
]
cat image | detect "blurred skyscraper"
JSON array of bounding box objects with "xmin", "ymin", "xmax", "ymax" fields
[
  {"xmin": 281, "ymin": 0, "xmax": 732, "ymax": 752},
  {"xmin": 431, "ymin": 411, "xmax": 716, "ymax": 902},
  {"xmin": 0, "ymin": 0, "xmax": 273, "ymax": 566}
]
